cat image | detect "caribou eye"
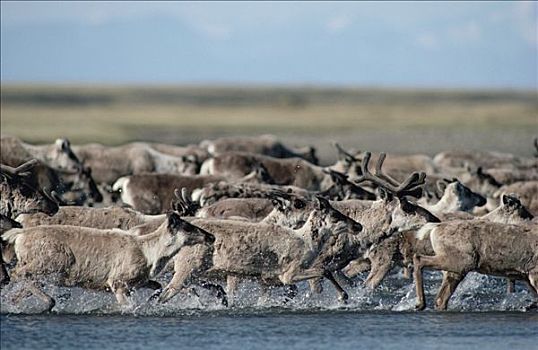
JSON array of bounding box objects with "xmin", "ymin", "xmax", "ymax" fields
[
  {"xmin": 294, "ymin": 199, "xmax": 305, "ymax": 209},
  {"xmin": 400, "ymin": 200, "xmax": 416, "ymax": 214}
]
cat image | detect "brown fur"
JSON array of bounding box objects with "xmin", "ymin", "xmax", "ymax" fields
[
  {"xmin": 413, "ymin": 220, "xmax": 538, "ymax": 310},
  {"xmin": 1, "ymin": 136, "xmax": 82, "ymax": 173},
  {"xmin": 17, "ymin": 206, "xmax": 163, "ymax": 230},
  {"xmin": 201, "ymin": 152, "xmax": 330, "ymax": 191},
  {"xmin": 114, "ymin": 174, "xmax": 225, "ymax": 214},
  {"xmin": 72, "ymin": 143, "xmax": 200, "ymax": 184},
  {"xmin": 1, "ymin": 139, "xmax": 102, "ymax": 205},
  {"xmin": 493, "ymin": 181, "xmax": 538, "ymax": 215},
  {"xmin": 433, "ymin": 150, "xmax": 537, "ymax": 171},
  {"xmin": 159, "ymin": 202, "xmax": 365, "ymax": 304},
  {"xmin": 200, "ymin": 135, "xmax": 318, "ymax": 164},
  {"xmin": 2, "ymin": 213, "xmax": 214, "ymax": 309},
  {"xmin": 197, "ymin": 198, "xmax": 274, "ymax": 221}
]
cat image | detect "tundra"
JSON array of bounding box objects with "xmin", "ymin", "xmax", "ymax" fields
[{"xmin": 2, "ymin": 212, "xmax": 215, "ymax": 311}]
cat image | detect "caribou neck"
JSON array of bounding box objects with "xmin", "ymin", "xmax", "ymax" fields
[
  {"xmin": 135, "ymin": 223, "xmax": 175, "ymax": 273},
  {"xmin": 293, "ymin": 210, "xmax": 318, "ymax": 246},
  {"xmin": 426, "ymin": 194, "xmax": 458, "ymax": 215}
]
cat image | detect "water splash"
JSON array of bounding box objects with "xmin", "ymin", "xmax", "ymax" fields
[{"xmin": 1, "ymin": 269, "xmax": 535, "ymax": 316}]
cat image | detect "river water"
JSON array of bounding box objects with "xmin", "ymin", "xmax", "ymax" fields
[{"xmin": 1, "ymin": 271, "xmax": 537, "ymax": 349}]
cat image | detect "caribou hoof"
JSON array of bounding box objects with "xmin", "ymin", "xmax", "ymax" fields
[
  {"xmin": 221, "ymin": 295, "xmax": 229, "ymax": 308},
  {"xmin": 0, "ymin": 274, "xmax": 10, "ymax": 288},
  {"xmin": 45, "ymin": 298, "xmax": 56, "ymax": 313},
  {"xmin": 57, "ymin": 290, "xmax": 71, "ymax": 303},
  {"xmin": 525, "ymin": 302, "xmax": 538, "ymax": 311},
  {"xmin": 157, "ymin": 287, "xmax": 176, "ymax": 304},
  {"xmin": 338, "ymin": 292, "xmax": 349, "ymax": 304},
  {"xmin": 148, "ymin": 289, "xmax": 163, "ymax": 302},
  {"xmin": 415, "ymin": 302, "xmax": 426, "ymax": 311}
]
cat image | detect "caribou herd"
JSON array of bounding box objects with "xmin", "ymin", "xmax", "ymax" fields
[{"xmin": 0, "ymin": 134, "xmax": 537, "ymax": 312}]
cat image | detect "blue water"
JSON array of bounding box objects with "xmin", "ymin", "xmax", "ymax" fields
[
  {"xmin": 2, "ymin": 271, "xmax": 537, "ymax": 349},
  {"xmin": 1, "ymin": 311, "xmax": 537, "ymax": 350}
]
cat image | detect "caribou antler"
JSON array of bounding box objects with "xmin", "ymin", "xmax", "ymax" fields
[
  {"xmin": 374, "ymin": 153, "xmax": 400, "ymax": 187},
  {"xmin": 14, "ymin": 159, "xmax": 39, "ymax": 174},
  {"xmin": 323, "ymin": 168, "xmax": 349, "ymax": 185},
  {"xmin": 333, "ymin": 142, "xmax": 359, "ymax": 162},
  {"xmin": 353, "ymin": 152, "xmax": 425, "ymax": 198},
  {"xmin": 172, "ymin": 187, "xmax": 199, "ymax": 216},
  {"xmin": 252, "ymin": 161, "xmax": 274, "ymax": 184},
  {"xmin": 0, "ymin": 159, "xmax": 39, "ymax": 177}
]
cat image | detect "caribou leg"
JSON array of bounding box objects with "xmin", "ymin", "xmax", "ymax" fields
[
  {"xmin": 343, "ymin": 259, "xmax": 371, "ymax": 279},
  {"xmin": 145, "ymin": 280, "xmax": 163, "ymax": 301},
  {"xmin": 506, "ymin": 278, "xmax": 516, "ymax": 294},
  {"xmin": 109, "ymin": 280, "xmax": 129, "ymax": 305},
  {"xmin": 413, "ymin": 254, "xmax": 427, "ymax": 311},
  {"xmin": 435, "ymin": 271, "xmax": 464, "ymax": 310},
  {"xmin": 308, "ymin": 278, "xmax": 323, "ymax": 294},
  {"xmin": 199, "ymin": 280, "xmax": 228, "ymax": 307},
  {"xmin": 324, "ymin": 271, "xmax": 348, "ymax": 303},
  {"xmin": 226, "ymin": 275, "xmax": 239, "ymax": 307},
  {"xmin": 283, "ymin": 284, "xmax": 298, "ymax": 303},
  {"xmin": 28, "ymin": 282, "xmax": 55, "ymax": 312},
  {"xmin": 364, "ymin": 252, "xmax": 393, "ymax": 290}
]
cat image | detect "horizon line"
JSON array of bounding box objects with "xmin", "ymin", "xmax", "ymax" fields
[{"xmin": 1, "ymin": 81, "xmax": 536, "ymax": 94}]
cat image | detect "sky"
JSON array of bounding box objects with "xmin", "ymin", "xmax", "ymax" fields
[{"xmin": 1, "ymin": 1, "xmax": 537, "ymax": 89}]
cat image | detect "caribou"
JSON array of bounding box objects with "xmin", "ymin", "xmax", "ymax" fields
[
  {"xmin": 412, "ymin": 220, "xmax": 538, "ymax": 310},
  {"xmin": 200, "ymin": 134, "xmax": 319, "ymax": 164},
  {"xmin": 2, "ymin": 212, "xmax": 215, "ymax": 311},
  {"xmin": 72, "ymin": 142, "xmax": 201, "ymax": 184}
]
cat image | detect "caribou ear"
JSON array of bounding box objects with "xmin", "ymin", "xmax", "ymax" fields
[
  {"xmin": 166, "ymin": 212, "xmax": 183, "ymax": 233},
  {"xmin": 378, "ymin": 187, "xmax": 392, "ymax": 202},
  {"xmin": 189, "ymin": 155, "xmax": 198, "ymax": 163},
  {"xmin": 271, "ymin": 198, "xmax": 287, "ymax": 211},
  {"xmin": 501, "ymin": 193, "xmax": 509, "ymax": 206},
  {"xmin": 502, "ymin": 193, "xmax": 520, "ymax": 208},
  {"xmin": 436, "ymin": 180, "xmax": 447, "ymax": 193},
  {"xmin": 55, "ymin": 138, "xmax": 71, "ymax": 152},
  {"xmin": 182, "ymin": 155, "xmax": 198, "ymax": 163},
  {"xmin": 315, "ymin": 196, "xmax": 331, "ymax": 211},
  {"xmin": 293, "ymin": 198, "xmax": 306, "ymax": 209}
]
